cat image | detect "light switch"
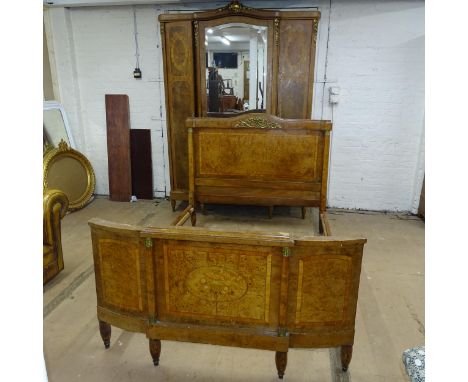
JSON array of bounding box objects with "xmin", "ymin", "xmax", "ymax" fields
[{"xmin": 329, "ymin": 86, "xmax": 340, "ymax": 104}]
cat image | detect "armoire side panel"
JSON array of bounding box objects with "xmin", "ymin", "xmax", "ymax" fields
[
  {"xmin": 277, "ymin": 19, "xmax": 316, "ymax": 119},
  {"xmin": 163, "ymin": 21, "xmax": 195, "ymax": 196}
]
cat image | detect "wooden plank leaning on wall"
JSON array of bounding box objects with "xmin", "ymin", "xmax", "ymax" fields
[
  {"xmin": 105, "ymin": 94, "xmax": 132, "ymax": 202},
  {"xmin": 130, "ymin": 129, "xmax": 153, "ymax": 200}
]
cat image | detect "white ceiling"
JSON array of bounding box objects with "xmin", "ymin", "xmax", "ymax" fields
[
  {"xmin": 43, "ymin": 0, "xmax": 319, "ymax": 9},
  {"xmin": 43, "ymin": 0, "xmax": 217, "ymax": 7},
  {"xmin": 43, "ymin": 0, "xmax": 309, "ymax": 8}
]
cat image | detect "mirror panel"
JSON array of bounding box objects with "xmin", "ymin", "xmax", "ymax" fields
[
  {"xmin": 205, "ymin": 23, "xmax": 267, "ymax": 115},
  {"xmin": 43, "ymin": 101, "xmax": 76, "ymax": 153}
]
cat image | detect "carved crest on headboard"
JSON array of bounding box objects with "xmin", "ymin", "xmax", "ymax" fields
[
  {"xmin": 218, "ymin": 1, "xmax": 252, "ymax": 13},
  {"xmin": 234, "ymin": 117, "xmax": 281, "ymax": 129}
]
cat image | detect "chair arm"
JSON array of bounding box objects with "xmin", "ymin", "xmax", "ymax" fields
[{"xmin": 43, "ymin": 189, "xmax": 69, "ymax": 246}]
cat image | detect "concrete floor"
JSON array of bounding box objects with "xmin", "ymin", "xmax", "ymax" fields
[{"xmin": 44, "ymin": 198, "xmax": 424, "ymax": 382}]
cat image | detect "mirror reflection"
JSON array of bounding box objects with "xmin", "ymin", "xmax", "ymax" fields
[
  {"xmin": 43, "ymin": 101, "xmax": 75, "ymax": 154},
  {"xmin": 205, "ymin": 23, "xmax": 267, "ymax": 115}
]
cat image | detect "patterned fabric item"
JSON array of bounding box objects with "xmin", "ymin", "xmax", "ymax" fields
[{"xmin": 402, "ymin": 346, "xmax": 425, "ymax": 382}]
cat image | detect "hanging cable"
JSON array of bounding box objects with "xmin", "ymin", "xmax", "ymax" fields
[{"xmin": 133, "ymin": 6, "xmax": 142, "ymax": 78}]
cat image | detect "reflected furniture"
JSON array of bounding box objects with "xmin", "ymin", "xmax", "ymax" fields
[
  {"xmin": 219, "ymin": 94, "xmax": 238, "ymax": 112},
  {"xmin": 181, "ymin": 114, "xmax": 331, "ymax": 223},
  {"xmin": 159, "ymin": 0, "xmax": 320, "ymax": 208},
  {"xmin": 90, "ymin": 217, "xmax": 365, "ymax": 378},
  {"xmin": 43, "ymin": 189, "xmax": 69, "ymax": 284},
  {"xmin": 43, "ymin": 140, "xmax": 95, "ymax": 212}
]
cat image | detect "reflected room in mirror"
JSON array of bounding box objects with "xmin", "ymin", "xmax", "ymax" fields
[
  {"xmin": 43, "ymin": 101, "xmax": 76, "ymax": 154},
  {"xmin": 205, "ymin": 23, "xmax": 267, "ymax": 115}
]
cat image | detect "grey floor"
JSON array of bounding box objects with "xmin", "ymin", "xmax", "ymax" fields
[{"xmin": 43, "ymin": 198, "xmax": 424, "ymax": 381}]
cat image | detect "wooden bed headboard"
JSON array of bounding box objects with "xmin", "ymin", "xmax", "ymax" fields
[{"xmin": 186, "ymin": 114, "xmax": 332, "ymax": 213}]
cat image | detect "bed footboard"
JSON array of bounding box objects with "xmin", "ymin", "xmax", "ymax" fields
[{"xmin": 89, "ymin": 218, "xmax": 365, "ymax": 378}]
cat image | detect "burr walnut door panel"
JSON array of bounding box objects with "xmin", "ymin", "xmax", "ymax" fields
[
  {"xmin": 154, "ymin": 239, "xmax": 283, "ymax": 328},
  {"xmin": 162, "ymin": 21, "xmax": 196, "ymax": 196},
  {"xmin": 277, "ymin": 19, "xmax": 317, "ymax": 119}
]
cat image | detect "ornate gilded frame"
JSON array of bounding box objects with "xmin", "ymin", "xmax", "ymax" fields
[{"xmin": 43, "ymin": 140, "xmax": 96, "ymax": 211}]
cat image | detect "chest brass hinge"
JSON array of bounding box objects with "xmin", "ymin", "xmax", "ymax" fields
[
  {"xmin": 282, "ymin": 247, "xmax": 291, "ymax": 257},
  {"xmin": 145, "ymin": 237, "xmax": 153, "ymax": 248}
]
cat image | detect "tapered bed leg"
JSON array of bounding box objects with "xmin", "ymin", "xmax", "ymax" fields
[
  {"xmin": 170, "ymin": 199, "xmax": 176, "ymax": 212},
  {"xmin": 149, "ymin": 339, "xmax": 161, "ymax": 366},
  {"xmin": 191, "ymin": 211, "xmax": 197, "ymax": 226},
  {"xmin": 98, "ymin": 320, "xmax": 111, "ymax": 349},
  {"xmin": 268, "ymin": 206, "xmax": 274, "ymax": 219},
  {"xmin": 200, "ymin": 203, "xmax": 206, "ymax": 215},
  {"xmin": 341, "ymin": 345, "xmax": 353, "ymax": 372},
  {"xmin": 275, "ymin": 351, "xmax": 287, "ymax": 379},
  {"xmin": 301, "ymin": 206, "xmax": 306, "ymax": 219}
]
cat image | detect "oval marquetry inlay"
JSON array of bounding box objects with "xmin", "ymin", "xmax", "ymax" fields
[
  {"xmin": 170, "ymin": 32, "xmax": 188, "ymax": 72},
  {"xmin": 284, "ymin": 25, "xmax": 307, "ymax": 69},
  {"xmin": 186, "ymin": 266, "xmax": 248, "ymax": 302}
]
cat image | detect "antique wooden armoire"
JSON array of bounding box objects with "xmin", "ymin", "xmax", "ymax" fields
[{"xmin": 159, "ymin": 1, "xmax": 320, "ymax": 209}]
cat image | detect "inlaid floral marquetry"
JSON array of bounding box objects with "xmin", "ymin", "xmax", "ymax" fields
[
  {"xmin": 169, "ymin": 28, "xmax": 190, "ymax": 75},
  {"xmin": 162, "ymin": 242, "xmax": 273, "ymax": 323},
  {"xmin": 186, "ymin": 266, "xmax": 248, "ymax": 303}
]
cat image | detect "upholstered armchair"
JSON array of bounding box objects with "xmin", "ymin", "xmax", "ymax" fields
[{"xmin": 43, "ymin": 189, "xmax": 69, "ymax": 284}]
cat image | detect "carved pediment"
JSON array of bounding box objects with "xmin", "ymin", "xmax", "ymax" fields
[{"xmin": 218, "ymin": 1, "xmax": 253, "ymax": 13}]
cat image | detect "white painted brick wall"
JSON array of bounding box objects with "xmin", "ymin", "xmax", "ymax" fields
[
  {"xmin": 320, "ymin": 0, "xmax": 425, "ymax": 212},
  {"xmin": 45, "ymin": 0, "xmax": 424, "ymax": 212}
]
